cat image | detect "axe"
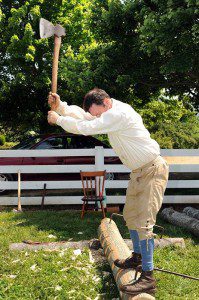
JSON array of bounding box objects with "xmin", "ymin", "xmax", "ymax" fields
[{"xmin": 39, "ymin": 18, "xmax": 66, "ymax": 93}]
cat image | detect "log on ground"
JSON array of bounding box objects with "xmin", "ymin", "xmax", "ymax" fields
[
  {"xmin": 125, "ymin": 237, "xmax": 185, "ymax": 249},
  {"xmin": 183, "ymin": 207, "xmax": 199, "ymax": 220},
  {"xmin": 161, "ymin": 207, "xmax": 199, "ymax": 237},
  {"xmin": 9, "ymin": 237, "xmax": 185, "ymax": 252},
  {"xmin": 98, "ymin": 218, "xmax": 155, "ymax": 300}
]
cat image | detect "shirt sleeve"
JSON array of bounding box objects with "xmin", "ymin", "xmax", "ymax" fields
[
  {"xmin": 55, "ymin": 101, "xmax": 96, "ymax": 121},
  {"xmin": 55, "ymin": 101, "xmax": 69, "ymax": 116},
  {"xmin": 56, "ymin": 110, "xmax": 125, "ymax": 136},
  {"xmin": 56, "ymin": 115, "xmax": 80, "ymax": 134}
]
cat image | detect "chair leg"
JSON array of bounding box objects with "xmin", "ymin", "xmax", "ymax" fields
[
  {"xmin": 100, "ymin": 200, "xmax": 106, "ymax": 218},
  {"xmin": 81, "ymin": 201, "xmax": 86, "ymax": 219}
]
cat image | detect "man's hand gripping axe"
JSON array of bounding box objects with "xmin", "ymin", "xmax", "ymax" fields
[{"xmin": 39, "ymin": 18, "xmax": 66, "ymax": 93}]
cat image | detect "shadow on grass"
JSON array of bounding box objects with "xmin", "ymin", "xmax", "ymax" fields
[
  {"xmin": 5, "ymin": 207, "xmax": 199, "ymax": 244},
  {"xmin": 8, "ymin": 210, "xmax": 107, "ymax": 241},
  {"xmin": 94, "ymin": 262, "xmax": 119, "ymax": 299}
]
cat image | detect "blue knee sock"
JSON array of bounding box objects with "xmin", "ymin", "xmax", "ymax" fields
[
  {"xmin": 129, "ymin": 230, "xmax": 141, "ymax": 254},
  {"xmin": 140, "ymin": 238, "xmax": 154, "ymax": 271}
]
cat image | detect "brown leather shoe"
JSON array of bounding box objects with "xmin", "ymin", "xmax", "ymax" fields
[
  {"xmin": 114, "ymin": 252, "xmax": 142, "ymax": 269},
  {"xmin": 120, "ymin": 269, "xmax": 156, "ymax": 296}
]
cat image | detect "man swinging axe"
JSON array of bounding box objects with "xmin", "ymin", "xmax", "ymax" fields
[{"xmin": 48, "ymin": 87, "xmax": 169, "ymax": 297}]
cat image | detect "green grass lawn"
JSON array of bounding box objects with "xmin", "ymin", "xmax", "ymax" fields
[{"xmin": 0, "ymin": 209, "xmax": 198, "ymax": 300}]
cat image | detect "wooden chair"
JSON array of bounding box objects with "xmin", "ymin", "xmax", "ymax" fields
[{"xmin": 80, "ymin": 170, "xmax": 106, "ymax": 219}]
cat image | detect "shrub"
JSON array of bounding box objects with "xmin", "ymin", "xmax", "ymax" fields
[{"xmin": 0, "ymin": 135, "xmax": 6, "ymax": 146}]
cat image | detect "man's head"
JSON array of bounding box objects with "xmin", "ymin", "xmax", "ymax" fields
[{"xmin": 83, "ymin": 88, "xmax": 112, "ymax": 117}]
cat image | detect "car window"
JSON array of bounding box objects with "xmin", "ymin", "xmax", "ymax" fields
[
  {"xmin": 67, "ymin": 137, "xmax": 80, "ymax": 149},
  {"xmin": 67, "ymin": 136, "xmax": 103, "ymax": 149},
  {"xmin": 12, "ymin": 136, "xmax": 42, "ymax": 149},
  {"xmin": 36, "ymin": 137, "xmax": 64, "ymax": 149}
]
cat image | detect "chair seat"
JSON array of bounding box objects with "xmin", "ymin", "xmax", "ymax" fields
[{"xmin": 81, "ymin": 196, "xmax": 105, "ymax": 202}]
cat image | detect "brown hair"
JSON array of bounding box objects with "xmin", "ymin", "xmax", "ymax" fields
[{"xmin": 83, "ymin": 88, "xmax": 110, "ymax": 112}]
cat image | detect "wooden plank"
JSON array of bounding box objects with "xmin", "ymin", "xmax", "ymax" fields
[
  {"xmin": 105, "ymin": 164, "xmax": 199, "ymax": 173},
  {"xmin": 161, "ymin": 149, "xmax": 199, "ymax": 156},
  {"xmin": 0, "ymin": 181, "xmax": 83, "ymax": 190},
  {"xmin": 0, "ymin": 165, "xmax": 95, "ymax": 173},
  {"xmin": 0, "ymin": 180, "xmax": 199, "ymax": 190},
  {"xmin": 163, "ymin": 195, "xmax": 199, "ymax": 204},
  {"xmin": 1, "ymin": 163, "xmax": 199, "ymax": 174},
  {"xmin": 167, "ymin": 180, "xmax": 199, "ymax": 188},
  {"xmin": 168, "ymin": 164, "xmax": 199, "ymax": 172},
  {"xmin": 103, "ymin": 149, "xmax": 199, "ymax": 157},
  {"xmin": 0, "ymin": 195, "xmax": 198, "ymax": 205},
  {"xmin": 0, "ymin": 196, "xmax": 83, "ymax": 205},
  {"xmin": 0, "ymin": 149, "xmax": 95, "ymax": 158},
  {"xmin": 164, "ymin": 156, "xmax": 199, "ymax": 164},
  {"xmin": 106, "ymin": 195, "xmax": 199, "ymax": 204},
  {"xmin": 1, "ymin": 148, "xmax": 198, "ymax": 158}
]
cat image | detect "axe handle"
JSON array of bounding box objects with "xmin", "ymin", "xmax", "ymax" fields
[{"xmin": 51, "ymin": 35, "xmax": 61, "ymax": 93}]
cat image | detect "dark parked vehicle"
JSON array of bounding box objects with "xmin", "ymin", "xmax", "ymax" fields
[{"xmin": 0, "ymin": 133, "xmax": 126, "ymax": 192}]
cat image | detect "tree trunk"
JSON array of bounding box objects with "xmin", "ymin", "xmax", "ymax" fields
[{"xmin": 161, "ymin": 208, "xmax": 199, "ymax": 237}]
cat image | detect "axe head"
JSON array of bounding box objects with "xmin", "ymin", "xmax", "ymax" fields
[{"xmin": 39, "ymin": 18, "xmax": 66, "ymax": 38}]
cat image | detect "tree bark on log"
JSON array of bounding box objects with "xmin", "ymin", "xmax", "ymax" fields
[
  {"xmin": 161, "ymin": 208, "xmax": 199, "ymax": 237},
  {"xmin": 183, "ymin": 207, "xmax": 199, "ymax": 220},
  {"xmin": 98, "ymin": 218, "xmax": 155, "ymax": 300}
]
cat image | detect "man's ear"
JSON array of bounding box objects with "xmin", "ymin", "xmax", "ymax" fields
[{"xmin": 103, "ymin": 98, "xmax": 109, "ymax": 106}]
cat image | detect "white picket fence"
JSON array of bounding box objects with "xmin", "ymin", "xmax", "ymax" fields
[{"xmin": 0, "ymin": 147, "xmax": 199, "ymax": 206}]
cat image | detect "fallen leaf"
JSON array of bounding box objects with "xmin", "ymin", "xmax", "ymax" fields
[
  {"xmin": 30, "ymin": 264, "xmax": 37, "ymax": 271},
  {"xmin": 88, "ymin": 250, "xmax": 95, "ymax": 263},
  {"xmin": 8, "ymin": 275, "xmax": 17, "ymax": 279},
  {"xmin": 12, "ymin": 259, "xmax": 20, "ymax": 263},
  {"xmin": 73, "ymin": 249, "xmax": 82, "ymax": 256},
  {"xmin": 55, "ymin": 285, "xmax": 62, "ymax": 291},
  {"xmin": 93, "ymin": 275, "xmax": 100, "ymax": 282}
]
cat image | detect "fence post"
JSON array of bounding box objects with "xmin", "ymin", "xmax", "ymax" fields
[
  {"xmin": 17, "ymin": 170, "xmax": 22, "ymax": 212},
  {"xmin": 95, "ymin": 146, "xmax": 104, "ymax": 171},
  {"xmin": 95, "ymin": 146, "xmax": 107, "ymax": 208}
]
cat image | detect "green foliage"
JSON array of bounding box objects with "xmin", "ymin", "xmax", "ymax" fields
[
  {"xmin": 0, "ymin": 0, "xmax": 94, "ymax": 133},
  {"xmin": 0, "ymin": 134, "xmax": 6, "ymax": 145},
  {"xmin": 139, "ymin": 92, "xmax": 199, "ymax": 148},
  {"xmin": 89, "ymin": 0, "xmax": 198, "ymax": 107},
  {"xmin": 0, "ymin": 142, "xmax": 17, "ymax": 149},
  {"xmin": 0, "ymin": 0, "xmax": 198, "ymax": 147}
]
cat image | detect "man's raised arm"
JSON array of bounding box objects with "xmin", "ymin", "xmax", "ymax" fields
[
  {"xmin": 47, "ymin": 109, "xmax": 125, "ymax": 136},
  {"xmin": 48, "ymin": 92, "xmax": 95, "ymax": 121}
]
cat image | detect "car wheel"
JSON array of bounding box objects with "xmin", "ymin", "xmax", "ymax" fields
[{"xmin": 0, "ymin": 174, "xmax": 13, "ymax": 194}]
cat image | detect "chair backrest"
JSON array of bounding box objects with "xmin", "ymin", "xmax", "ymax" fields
[{"xmin": 80, "ymin": 170, "xmax": 106, "ymax": 199}]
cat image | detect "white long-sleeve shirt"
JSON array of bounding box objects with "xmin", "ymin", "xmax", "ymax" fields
[
  {"xmin": 55, "ymin": 101, "xmax": 96, "ymax": 121},
  {"xmin": 56, "ymin": 98, "xmax": 160, "ymax": 170}
]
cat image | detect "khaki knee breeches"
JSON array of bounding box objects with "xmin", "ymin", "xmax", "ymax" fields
[{"xmin": 123, "ymin": 156, "xmax": 169, "ymax": 240}]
